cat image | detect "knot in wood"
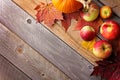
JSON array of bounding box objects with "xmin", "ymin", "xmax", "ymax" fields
[{"xmin": 15, "ymin": 45, "xmax": 24, "ymax": 54}]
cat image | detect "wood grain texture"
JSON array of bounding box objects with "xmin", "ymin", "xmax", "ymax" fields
[
  {"xmin": 12, "ymin": 0, "xmax": 101, "ymax": 65},
  {"xmin": 0, "ymin": 55, "xmax": 31, "ymax": 80},
  {"xmin": 99, "ymin": 0, "xmax": 120, "ymax": 17},
  {"xmin": 0, "ymin": 22, "xmax": 71, "ymax": 80},
  {"xmin": 0, "ymin": 0, "xmax": 96, "ymax": 80}
]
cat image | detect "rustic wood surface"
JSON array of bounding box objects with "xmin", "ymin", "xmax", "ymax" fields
[
  {"xmin": 0, "ymin": 54, "xmax": 31, "ymax": 80},
  {"xmin": 0, "ymin": 22, "xmax": 71, "ymax": 80},
  {"xmin": 12, "ymin": 0, "xmax": 120, "ymax": 66},
  {"xmin": 12, "ymin": 0, "xmax": 101, "ymax": 65},
  {"xmin": 0, "ymin": 0, "xmax": 96, "ymax": 80},
  {"xmin": 0, "ymin": 0, "xmax": 119, "ymax": 80}
]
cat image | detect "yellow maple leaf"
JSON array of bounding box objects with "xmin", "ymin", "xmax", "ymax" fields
[{"xmin": 81, "ymin": 38, "xmax": 97, "ymax": 51}]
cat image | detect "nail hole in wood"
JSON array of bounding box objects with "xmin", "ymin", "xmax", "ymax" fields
[
  {"xmin": 88, "ymin": 65, "xmax": 93, "ymax": 70},
  {"xmin": 41, "ymin": 73, "xmax": 45, "ymax": 76},
  {"xmin": 27, "ymin": 19, "xmax": 32, "ymax": 24}
]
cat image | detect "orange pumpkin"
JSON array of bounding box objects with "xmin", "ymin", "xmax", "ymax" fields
[{"xmin": 52, "ymin": 0, "xmax": 83, "ymax": 13}]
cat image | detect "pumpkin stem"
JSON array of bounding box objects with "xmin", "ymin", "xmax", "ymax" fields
[
  {"xmin": 76, "ymin": 0, "xmax": 91, "ymax": 9},
  {"xmin": 83, "ymin": 7, "xmax": 89, "ymax": 12}
]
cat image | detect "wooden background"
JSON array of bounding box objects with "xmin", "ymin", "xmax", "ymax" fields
[{"xmin": 0, "ymin": 0, "xmax": 120, "ymax": 80}]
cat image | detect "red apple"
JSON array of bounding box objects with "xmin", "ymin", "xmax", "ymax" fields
[
  {"xmin": 100, "ymin": 20, "xmax": 120, "ymax": 40},
  {"xmin": 80, "ymin": 25, "xmax": 96, "ymax": 41},
  {"xmin": 80, "ymin": 2, "xmax": 99, "ymax": 22},
  {"xmin": 100, "ymin": 6, "xmax": 112, "ymax": 19},
  {"xmin": 93, "ymin": 40, "xmax": 112, "ymax": 59}
]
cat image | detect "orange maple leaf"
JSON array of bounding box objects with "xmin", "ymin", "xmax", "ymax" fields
[{"xmin": 35, "ymin": 2, "xmax": 63, "ymax": 27}]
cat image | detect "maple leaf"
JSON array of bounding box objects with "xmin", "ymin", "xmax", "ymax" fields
[
  {"xmin": 75, "ymin": 17, "xmax": 103, "ymax": 33},
  {"xmin": 61, "ymin": 10, "xmax": 80, "ymax": 31},
  {"xmin": 109, "ymin": 38, "xmax": 120, "ymax": 58},
  {"xmin": 91, "ymin": 60, "xmax": 120, "ymax": 80},
  {"xmin": 81, "ymin": 37, "xmax": 97, "ymax": 51},
  {"xmin": 34, "ymin": 2, "xmax": 63, "ymax": 27}
]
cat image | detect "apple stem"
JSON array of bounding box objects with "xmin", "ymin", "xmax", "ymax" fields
[
  {"xmin": 76, "ymin": 0, "xmax": 91, "ymax": 9},
  {"xmin": 45, "ymin": 0, "xmax": 49, "ymax": 5},
  {"xmin": 102, "ymin": 46, "xmax": 106, "ymax": 50}
]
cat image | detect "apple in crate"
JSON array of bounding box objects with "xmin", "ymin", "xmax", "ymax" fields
[
  {"xmin": 100, "ymin": 20, "xmax": 120, "ymax": 40},
  {"xmin": 80, "ymin": 25, "xmax": 95, "ymax": 41},
  {"xmin": 80, "ymin": 2, "xmax": 99, "ymax": 22},
  {"xmin": 93, "ymin": 40, "xmax": 112, "ymax": 59},
  {"xmin": 100, "ymin": 6, "xmax": 112, "ymax": 19}
]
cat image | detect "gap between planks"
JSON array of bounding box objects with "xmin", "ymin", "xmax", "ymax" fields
[{"xmin": 0, "ymin": 23, "xmax": 71, "ymax": 80}]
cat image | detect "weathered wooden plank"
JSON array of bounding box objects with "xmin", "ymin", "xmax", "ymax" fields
[
  {"xmin": 0, "ymin": 22, "xmax": 70, "ymax": 80},
  {"xmin": 0, "ymin": 55, "xmax": 31, "ymax": 80},
  {"xmin": 0, "ymin": 0, "xmax": 95, "ymax": 80}
]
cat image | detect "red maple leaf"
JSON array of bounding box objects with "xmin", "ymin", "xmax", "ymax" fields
[
  {"xmin": 75, "ymin": 17, "xmax": 103, "ymax": 33},
  {"xmin": 34, "ymin": 2, "xmax": 63, "ymax": 27},
  {"xmin": 61, "ymin": 10, "xmax": 80, "ymax": 31},
  {"xmin": 109, "ymin": 38, "xmax": 120, "ymax": 58},
  {"xmin": 91, "ymin": 60, "xmax": 120, "ymax": 80}
]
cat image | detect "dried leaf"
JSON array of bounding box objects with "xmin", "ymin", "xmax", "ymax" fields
[
  {"xmin": 109, "ymin": 66, "xmax": 120, "ymax": 80},
  {"xmin": 75, "ymin": 17, "xmax": 103, "ymax": 33},
  {"xmin": 92, "ymin": 61, "xmax": 120, "ymax": 80},
  {"xmin": 35, "ymin": 2, "xmax": 63, "ymax": 27},
  {"xmin": 109, "ymin": 38, "xmax": 120, "ymax": 58},
  {"xmin": 61, "ymin": 10, "xmax": 80, "ymax": 31},
  {"xmin": 81, "ymin": 38, "xmax": 96, "ymax": 51}
]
